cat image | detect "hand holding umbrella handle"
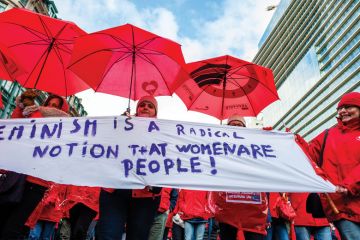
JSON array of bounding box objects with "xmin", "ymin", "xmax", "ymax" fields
[{"xmin": 325, "ymin": 193, "xmax": 339, "ymax": 214}]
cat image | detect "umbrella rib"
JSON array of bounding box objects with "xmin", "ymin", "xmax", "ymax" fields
[
  {"xmin": 96, "ymin": 33, "xmax": 133, "ymax": 52},
  {"xmin": 93, "ymin": 52, "xmax": 133, "ymax": 92},
  {"xmin": 135, "ymin": 37, "xmax": 184, "ymax": 65},
  {"xmin": 68, "ymin": 49, "xmax": 120, "ymax": 68},
  {"xmin": 22, "ymin": 46, "xmax": 51, "ymax": 87},
  {"xmin": 228, "ymin": 64, "xmax": 279, "ymax": 100},
  {"xmin": 185, "ymin": 84, "xmax": 212, "ymax": 110},
  {"xmin": 112, "ymin": 52, "xmax": 133, "ymax": 64},
  {"xmin": 53, "ymin": 42, "xmax": 72, "ymax": 55},
  {"xmin": 52, "ymin": 42, "xmax": 65, "ymax": 66},
  {"xmin": 38, "ymin": 15, "xmax": 54, "ymax": 40},
  {"xmin": 9, "ymin": 39, "xmax": 50, "ymax": 48},
  {"xmin": 6, "ymin": 22, "xmax": 49, "ymax": 42},
  {"xmin": 56, "ymin": 39, "xmax": 77, "ymax": 53},
  {"xmin": 136, "ymin": 37, "xmax": 159, "ymax": 49},
  {"xmin": 136, "ymin": 46, "xmax": 183, "ymax": 64},
  {"xmin": 234, "ymin": 81, "xmax": 256, "ymax": 115},
  {"xmin": 61, "ymin": 52, "xmax": 68, "ymax": 96},
  {"xmin": 136, "ymin": 52, "xmax": 171, "ymax": 94}
]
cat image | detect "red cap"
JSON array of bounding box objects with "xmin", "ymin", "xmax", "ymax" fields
[{"xmin": 337, "ymin": 92, "xmax": 360, "ymax": 109}]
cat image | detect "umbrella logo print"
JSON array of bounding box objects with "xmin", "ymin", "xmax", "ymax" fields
[
  {"xmin": 190, "ymin": 63, "xmax": 230, "ymax": 88},
  {"xmin": 190, "ymin": 63, "xmax": 259, "ymax": 98},
  {"xmin": 142, "ymin": 80, "xmax": 158, "ymax": 95}
]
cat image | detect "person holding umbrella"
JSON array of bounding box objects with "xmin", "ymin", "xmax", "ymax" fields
[
  {"xmin": 0, "ymin": 91, "xmax": 69, "ymax": 239},
  {"xmin": 97, "ymin": 95, "xmax": 162, "ymax": 240},
  {"xmin": 306, "ymin": 92, "xmax": 360, "ymax": 240}
]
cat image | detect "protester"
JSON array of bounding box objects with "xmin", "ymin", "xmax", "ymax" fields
[
  {"xmin": 306, "ymin": 92, "xmax": 360, "ymax": 240},
  {"xmin": 211, "ymin": 114, "xmax": 268, "ymax": 240},
  {"xmin": 289, "ymin": 192, "xmax": 331, "ymax": 240},
  {"xmin": 0, "ymin": 91, "xmax": 69, "ymax": 239},
  {"xmin": 60, "ymin": 185, "xmax": 99, "ymax": 240},
  {"xmin": 27, "ymin": 184, "xmax": 67, "ymax": 240},
  {"xmin": 175, "ymin": 189, "xmax": 211, "ymax": 240},
  {"xmin": 162, "ymin": 189, "xmax": 179, "ymax": 240},
  {"xmin": 97, "ymin": 95, "xmax": 162, "ymax": 240},
  {"xmin": 148, "ymin": 188, "xmax": 172, "ymax": 240},
  {"xmin": 266, "ymin": 192, "xmax": 291, "ymax": 240}
]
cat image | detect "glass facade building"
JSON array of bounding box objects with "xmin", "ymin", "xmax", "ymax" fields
[{"xmin": 253, "ymin": 0, "xmax": 360, "ymax": 140}]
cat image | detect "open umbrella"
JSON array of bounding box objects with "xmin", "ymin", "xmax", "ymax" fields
[
  {"xmin": 0, "ymin": 43, "xmax": 25, "ymax": 81},
  {"xmin": 0, "ymin": 8, "xmax": 89, "ymax": 96},
  {"xmin": 68, "ymin": 23, "xmax": 189, "ymax": 111},
  {"xmin": 172, "ymin": 55, "xmax": 279, "ymax": 121}
]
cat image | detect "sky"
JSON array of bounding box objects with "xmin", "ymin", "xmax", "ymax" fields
[{"xmin": 54, "ymin": 0, "xmax": 279, "ymax": 125}]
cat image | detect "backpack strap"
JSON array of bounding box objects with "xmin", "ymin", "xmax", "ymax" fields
[{"xmin": 318, "ymin": 129, "xmax": 329, "ymax": 168}]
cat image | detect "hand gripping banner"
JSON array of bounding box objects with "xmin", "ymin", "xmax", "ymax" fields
[{"xmin": 0, "ymin": 116, "xmax": 335, "ymax": 192}]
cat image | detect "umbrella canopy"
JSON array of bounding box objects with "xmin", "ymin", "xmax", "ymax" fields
[
  {"xmin": 172, "ymin": 55, "xmax": 279, "ymax": 120},
  {"xmin": 0, "ymin": 43, "xmax": 25, "ymax": 81},
  {"xmin": 0, "ymin": 8, "xmax": 89, "ymax": 96},
  {"xmin": 0, "ymin": 91, "xmax": 3, "ymax": 109},
  {"xmin": 68, "ymin": 23, "xmax": 189, "ymax": 110}
]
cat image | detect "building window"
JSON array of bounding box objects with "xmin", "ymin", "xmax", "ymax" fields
[
  {"xmin": 19, "ymin": 0, "xmax": 28, "ymax": 6},
  {"xmin": 0, "ymin": 2, "xmax": 7, "ymax": 12}
]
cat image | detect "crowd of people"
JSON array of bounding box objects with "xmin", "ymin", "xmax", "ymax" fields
[{"xmin": 0, "ymin": 90, "xmax": 359, "ymax": 240}]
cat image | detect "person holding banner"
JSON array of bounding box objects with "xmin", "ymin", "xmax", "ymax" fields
[
  {"xmin": 0, "ymin": 92, "xmax": 70, "ymax": 239},
  {"xmin": 307, "ymin": 92, "xmax": 360, "ymax": 240},
  {"xmin": 211, "ymin": 114, "xmax": 268, "ymax": 240},
  {"xmin": 288, "ymin": 192, "xmax": 331, "ymax": 240},
  {"xmin": 97, "ymin": 95, "xmax": 162, "ymax": 240},
  {"xmin": 148, "ymin": 188, "xmax": 173, "ymax": 240}
]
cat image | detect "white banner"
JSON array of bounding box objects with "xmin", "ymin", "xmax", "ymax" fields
[{"xmin": 0, "ymin": 116, "xmax": 335, "ymax": 192}]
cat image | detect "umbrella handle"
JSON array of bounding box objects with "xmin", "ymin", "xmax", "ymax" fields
[{"xmin": 325, "ymin": 193, "xmax": 339, "ymax": 214}]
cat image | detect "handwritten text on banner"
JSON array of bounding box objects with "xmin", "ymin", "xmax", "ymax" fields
[{"xmin": 0, "ymin": 116, "xmax": 335, "ymax": 192}]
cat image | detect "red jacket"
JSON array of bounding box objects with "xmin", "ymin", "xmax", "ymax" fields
[
  {"xmin": 211, "ymin": 191, "xmax": 268, "ymax": 235},
  {"xmin": 61, "ymin": 185, "xmax": 100, "ymax": 213},
  {"xmin": 175, "ymin": 189, "xmax": 211, "ymax": 220},
  {"xmin": 268, "ymin": 192, "xmax": 280, "ymax": 219},
  {"xmin": 158, "ymin": 188, "xmax": 172, "ymax": 213},
  {"xmin": 26, "ymin": 184, "xmax": 67, "ymax": 228},
  {"xmin": 308, "ymin": 118, "xmax": 360, "ymax": 222},
  {"xmin": 288, "ymin": 193, "xmax": 329, "ymax": 227}
]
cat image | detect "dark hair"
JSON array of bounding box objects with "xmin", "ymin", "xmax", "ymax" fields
[{"xmin": 43, "ymin": 94, "xmax": 64, "ymax": 109}]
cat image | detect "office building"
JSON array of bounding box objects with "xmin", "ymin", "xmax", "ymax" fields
[{"xmin": 253, "ymin": 0, "xmax": 359, "ymax": 140}]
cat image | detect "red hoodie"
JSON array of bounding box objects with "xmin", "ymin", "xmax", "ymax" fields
[
  {"xmin": 211, "ymin": 191, "xmax": 268, "ymax": 235},
  {"xmin": 288, "ymin": 193, "xmax": 329, "ymax": 227},
  {"xmin": 308, "ymin": 118, "xmax": 360, "ymax": 223},
  {"xmin": 175, "ymin": 189, "xmax": 212, "ymax": 220}
]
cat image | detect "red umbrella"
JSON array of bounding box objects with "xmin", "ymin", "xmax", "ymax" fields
[
  {"xmin": 68, "ymin": 23, "xmax": 189, "ymax": 111},
  {"xmin": 0, "ymin": 8, "xmax": 89, "ymax": 96},
  {"xmin": 172, "ymin": 55, "xmax": 279, "ymax": 120},
  {"xmin": 0, "ymin": 43, "xmax": 25, "ymax": 81},
  {"xmin": 0, "ymin": 91, "xmax": 3, "ymax": 109},
  {"xmin": 0, "ymin": 42, "xmax": 27, "ymax": 110}
]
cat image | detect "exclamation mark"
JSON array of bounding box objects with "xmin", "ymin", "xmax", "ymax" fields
[
  {"xmin": 209, "ymin": 156, "xmax": 217, "ymax": 175},
  {"xmin": 113, "ymin": 117, "xmax": 117, "ymax": 129}
]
